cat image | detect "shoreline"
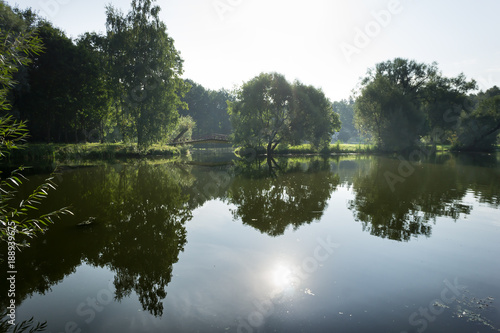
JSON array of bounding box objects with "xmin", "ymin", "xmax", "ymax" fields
[{"xmin": 2, "ymin": 143, "xmax": 498, "ymax": 167}]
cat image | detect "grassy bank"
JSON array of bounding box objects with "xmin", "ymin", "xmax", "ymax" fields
[
  {"xmin": 5, "ymin": 142, "xmax": 497, "ymax": 165},
  {"xmin": 236, "ymin": 143, "xmax": 500, "ymax": 157},
  {"xmin": 235, "ymin": 143, "xmax": 376, "ymax": 156},
  {"xmin": 4, "ymin": 143, "xmax": 190, "ymax": 164},
  {"xmin": 278, "ymin": 143, "xmax": 376, "ymax": 154}
]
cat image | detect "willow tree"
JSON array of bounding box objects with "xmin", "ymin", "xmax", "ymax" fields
[
  {"xmin": 105, "ymin": 0, "xmax": 188, "ymax": 148},
  {"xmin": 228, "ymin": 72, "xmax": 340, "ymax": 155},
  {"xmin": 354, "ymin": 58, "xmax": 475, "ymax": 151}
]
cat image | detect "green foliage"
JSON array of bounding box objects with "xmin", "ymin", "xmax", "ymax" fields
[
  {"xmin": 0, "ymin": 28, "xmax": 43, "ymax": 113},
  {"xmin": 333, "ymin": 99, "xmax": 360, "ymax": 143},
  {"xmin": 0, "ymin": 116, "xmax": 28, "ymax": 155},
  {"xmin": 236, "ymin": 143, "xmax": 374, "ymax": 156},
  {"xmin": 0, "ymin": 163, "xmax": 72, "ymax": 246},
  {"xmin": 165, "ymin": 116, "xmax": 195, "ymax": 143},
  {"xmin": 14, "ymin": 21, "xmax": 91, "ymax": 142},
  {"xmin": 73, "ymin": 33, "xmax": 113, "ymax": 142},
  {"xmin": 105, "ymin": 0, "xmax": 188, "ymax": 148},
  {"xmin": 227, "ymin": 157, "xmax": 340, "ymax": 236},
  {"xmin": 0, "ymin": 2, "xmax": 27, "ymax": 33},
  {"xmin": 4, "ymin": 143, "xmax": 185, "ymax": 164},
  {"xmin": 348, "ymin": 156, "xmax": 472, "ymax": 242},
  {"xmin": 180, "ymin": 79, "xmax": 233, "ymax": 137},
  {"xmin": 291, "ymin": 81, "xmax": 341, "ymax": 148},
  {"xmin": 0, "ymin": 314, "xmax": 47, "ymax": 333},
  {"xmin": 228, "ymin": 72, "xmax": 292, "ymax": 152},
  {"xmin": 1, "ymin": 0, "xmax": 497, "ymax": 155},
  {"xmin": 0, "ymin": 1, "xmax": 192, "ymax": 148},
  {"xmin": 3, "ymin": 5, "xmax": 112, "ymax": 144},
  {"xmin": 53, "ymin": 143, "xmax": 183, "ymax": 160},
  {"xmin": 452, "ymin": 87, "xmax": 500, "ymax": 152},
  {"xmin": 228, "ymin": 72, "xmax": 340, "ymax": 155},
  {"xmin": 421, "ymin": 73, "xmax": 476, "ymax": 139},
  {"xmin": 354, "ymin": 58, "xmax": 476, "ymax": 152},
  {"xmin": 0, "ymin": 29, "xmax": 72, "ymax": 248}
]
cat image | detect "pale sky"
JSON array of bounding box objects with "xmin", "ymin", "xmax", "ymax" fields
[{"xmin": 5, "ymin": 0, "xmax": 500, "ymax": 101}]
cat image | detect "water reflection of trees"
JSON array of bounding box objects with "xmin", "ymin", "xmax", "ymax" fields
[
  {"xmin": 1, "ymin": 162, "xmax": 193, "ymax": 317},
  {"xmin": 2, "ymin": 153, "xmax": 499, "ymax": 320},
  {"xmin": 347, "ymin": 156, "xmax": 473, "ymax": 241},
  {"xmin": 452, "ymin": 154, "xmax": 500, "ymax": 207},
  {"xmin": 226, "ymin": 158, "xmax": 340, "ymax": 236},
  {"xmin": 92, "ymin": 163, "xmax": 193, "ymax": 317}
]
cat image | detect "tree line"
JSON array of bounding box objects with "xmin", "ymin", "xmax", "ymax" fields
[
  {"xmin": 0, "ymin": 0, "xmax": 233, "ymax": 148},
  {"xmin": 353, "ymin": 58, "xmax": 500, "ymax": 152},
  {"xmin": 1, "ymin": 0, "xmax": 499, "ymax": 152}
]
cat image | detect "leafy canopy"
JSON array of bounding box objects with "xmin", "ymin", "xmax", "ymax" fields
[
  {"xmin": 0, "ymin": 28, "xmax": 72, "ymax": 248},
  {"xmin": 105, "ymin": 0, "xmax": 188, "ymax": 148},
  {"xmin": 228, "ymin": 72, "xmax": 340, "ymax": 154},
  {"xmin": 354, "ymin": 58, "xmax": 476, "ymax": 151}
]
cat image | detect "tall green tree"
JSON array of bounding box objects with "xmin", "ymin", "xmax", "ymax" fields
[
  {"xmin": 73, "ymin": 32, "xmax": 113, "ymax": 142},
  {"xmin": 228, "ymin": 73, "xmax": 340, "ymax": 155},
  {"xmin": 228, "ymin": 73, "xmax": 293, "ymax": 155},
  {"xmin": 105, "ymin": 0, "xmax": 188, "ymax": 148},
  {"xmin": 11, "ymin": 16, "xmax": 112, "ymax": 143},
  {"xmin": 355, "ymin": 73, "xmax": 423, "ymax": 151},
  {"xmin": 0, "ymin": 27, "xmax": 72, "ymax": 249},
  {"xmin": 1, "ymin": 4, "xmax": 113, "ymax": 143},
  {"xmin": 354, "ymin": 58, "xmax": 475, "ymax": 151},
  {"xmin": 290, "ymin": 81, "xmax": 341, "ymax": 148},
  {"xmin": 421, "ymin": 73, "xmax": 476, "ymax": 144},
  {"xmin": 453, "ymin": 86, "xmax": 500, "ymax": 151}
]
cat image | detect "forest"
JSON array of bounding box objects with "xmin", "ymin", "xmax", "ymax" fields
[{"xmin": 1, "ymin": 0, "xmax": 499, "ymax": 153}]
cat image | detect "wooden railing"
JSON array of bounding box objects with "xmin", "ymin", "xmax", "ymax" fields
[{"xmin": 169, "ymin": 133, "xmax": 230, "ymax": 145}]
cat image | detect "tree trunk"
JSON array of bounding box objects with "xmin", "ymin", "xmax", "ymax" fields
[
  {"xmin": 266, "ymin": 141, "xmax": 273, "ymax": 156},
  {"xmin": 172, "ymin": 128, "xmax": 188, "ymax": 143},
  {"xmin": 100, "ymin": 121, "xmax": 104, "ymax": 144},
  {"xmin": 45, "ymin": 121, "xmax": 51, "ymax": 143}
]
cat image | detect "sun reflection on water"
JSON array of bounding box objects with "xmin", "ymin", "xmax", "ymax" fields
[{"xmin": 272, "ymin": 264, "xmax": 293, "ymax": 290}]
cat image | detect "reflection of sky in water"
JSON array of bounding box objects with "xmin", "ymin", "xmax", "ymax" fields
[
  {"xmin": 9, "ymin": 157, "xmax": 500, "ymax": 333},
  {"xmin": 15, "ymin": 187, "xmax": 500, "ymax": 332},
  {"xmin": 271, "ymin": 263, "xmax": 294, "ymax": 292}
]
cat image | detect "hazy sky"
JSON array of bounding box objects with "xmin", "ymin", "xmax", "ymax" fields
[{"xmin": 5, "ymin": 0, "xmax": 500, "ymax": 101}]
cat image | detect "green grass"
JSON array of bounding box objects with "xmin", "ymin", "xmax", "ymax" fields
[
  {"xmin": 235, "ymin": 143, "xmax": 375, "ymax": 157},
  {"xmin": 275, "ymin": 143, "xmax": 375, "ymax": 155},
  {"xmin": 4, "ymin": 142, "xmax": 189, "ymax": 164},
  {"xmin": 435, "ymin": 145, "xmax": 451, "ymax": 152}
]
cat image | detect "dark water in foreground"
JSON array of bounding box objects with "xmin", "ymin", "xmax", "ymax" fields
[{"xmin": 1, "ymin": 153, "xmax": 500, "ymax": 333}]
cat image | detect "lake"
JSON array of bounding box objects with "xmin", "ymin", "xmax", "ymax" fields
[{"xmin": 1, "ymin": 152, "xmax": 500, "ymax": 333}]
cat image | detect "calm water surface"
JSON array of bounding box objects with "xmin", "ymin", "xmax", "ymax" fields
[{"xmin": 1, "ymin": 153, "xmax": 500, "ymax": 333}]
